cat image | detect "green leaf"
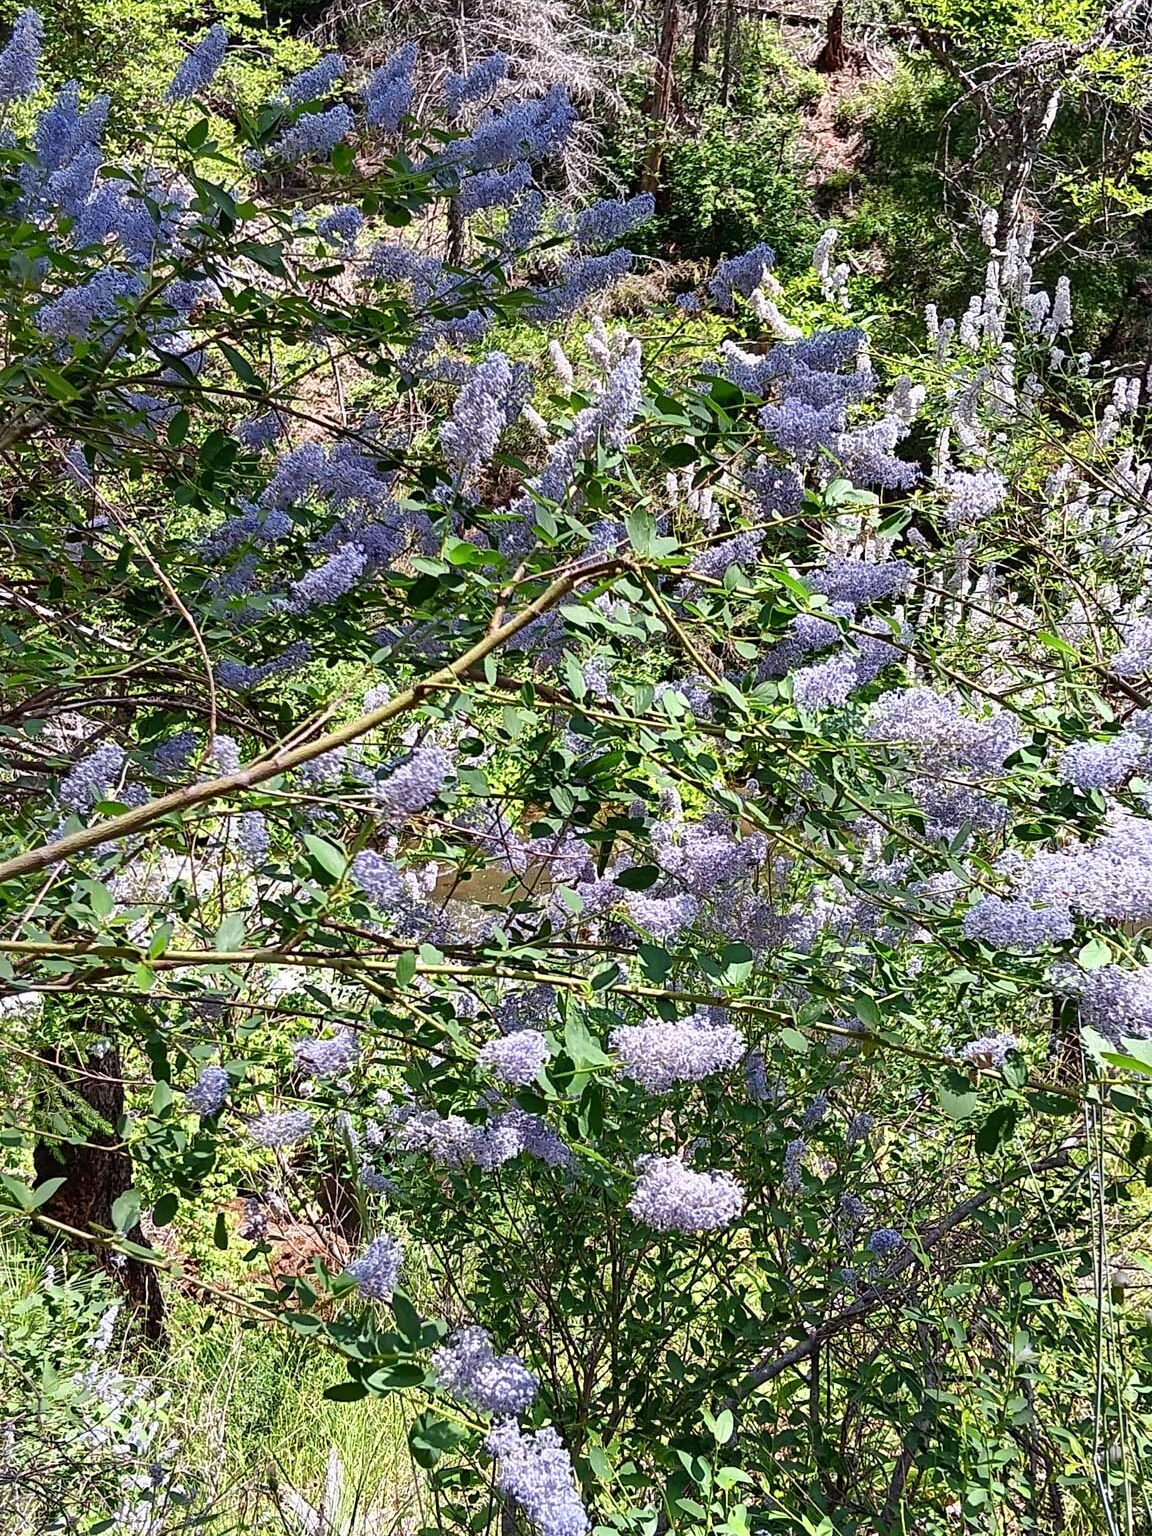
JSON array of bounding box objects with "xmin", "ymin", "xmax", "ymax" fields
[
  {"xmin": 0, "ymin": 1175, "xmax": 36, "ymax": 1212},
  {"xmin": 638, "ymin": 944, "xmax": 672, "ymax": 984},
  {"xmin": 853, "ymin": 993, "xmax": 881, "ymax": 1030},
  {"xmin": 625, "ymin": 506, "xmax": 655, "ymax": 556},
  {"xmin": 391, "ymin": 1290, "xmax": 423, "ymax": 1344},
  {"xmin": 215, "ymin": 913, "xmax": 246, "ymax": 952},
  {"xmin": 395, "ymin": 950, "xmax": 417, "ymax": 987},
  {"xmin": 1038, "ymin": 630, "xmax": 1080, "ymax": 658},
  {"xmin": 148, "ymin": 922, "xmax": 174, "ymax": 959},
  {"xmin": 111, "ymin": 1189, "xmax": 142, "ymax": 1234},
  {"xmin": 614, "ymin": 865, "xmax": 661, "ymax": 891},
  {"xmin": 975, "ymin": 1103, "xmax": 1019, "ymax": 1154},
  {"xmin": 152, "ymin": 1192, "xmax": 179, "ymax": 1227},
  {"xmin": 711, "ymin": 1408, "xmax": 735, "ymax": 1444},
  {"xmin": 408, "ymin": 1411, "xmax": 468, "ymax": 1468},
  {"xmin": 778, "ymin": 1027, "xmax": 809, "ymax": 1054},
  {"xmin": 77, "ymin": 878, "xmax": 113, "ymax": 918},
  {"xmin": 218, "ymin": 344, "xmax": 265, "ymax": 393},
  {"xmin": 938, "ymin": 1068, "xmax": 979, "ymax": 1120},
  {"xmin": 213, "ymin": 1210, "xmax": 230, "ymax": 1250},
  {"xmin": 324, "ymin": 1380, "xmax": 369, "ymax": 1402},
  {"xmin": 167, "ymin": 408, "xmax": 190, "ymax": 447},
  {"xmin": 28, "ymin": 1176, "xmax": 66, "ymax": 1210},
  {"xmin": 1078, "ymin": 937, "xmax": 1113, "ymax": 970},
  {"xmin": 304, "ymin": 833, "xmax": 347, "ymax": 881},
  {"xmin": 565, "ymin": 1014, "xmax": 612, "ymax": 1073}
]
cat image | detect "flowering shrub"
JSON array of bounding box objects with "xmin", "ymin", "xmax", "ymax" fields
[{"xmin": 2, "ymin": 13, "xmax": 1152, "ymax": 1535}]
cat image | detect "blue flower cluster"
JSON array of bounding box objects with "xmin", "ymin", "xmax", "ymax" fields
[
  {"xmin": 610, "ymin": 1012, "xmax": 745, "ymax": 1093},
  {"xmin": 345, "ymin": 1233, "xmax": 403, "ymax": 1299},
  {"xmin": 184, "ymin": 1066, "xmax": 230, "ymax": 1118},
  {"xmin": 364, "ymin": 43, "xmax": 417, "ymax": 131},
  {"xmin": 433, "ymin": 1326, "xmax": 538, "ymax": 1414},
  {"xmin": 392, "ymin": 1102, "xmax": 573, "ymax": 1171},
  {"xmin": 0, "ymin": 8, "xmax": 41, "ymax": 102},
  {"xmin": 294, "ymin": 1028, "xmax": 360, "ymax": 1079},
  {"xmin": 235, "ymin": 811, "xmax": 270, "ymax": 867},
  {"xmin": 479, "ymin": 1029, "xmax": 550, "ymax": 1086},
  {"xmin": 373, "ymin": 747, "xmax": 453, "ymax": 820},
  {"xmin": 166, "ymin": 24, "xmax": 228, "ymax": 102},
  {"xmin": 442, "ymin": 53, "xmax": 509, "ymax": 118},
  {"xmin": 485, "ymin": 1420, "xmax": 589, "ymax": 1536},
  {"xmin": 628, "ymin": 1154, "xmax": 745, "ymax": 1233},
  {"xmin": 59, "ymin": 743, "xmax": 125, "ymax": 811},
  {"xmin": 284, "ymin": 53, "xmax": 345, "ymax": 106},
  {"xmin": 248, "ymin": 1109, "xmax": 315, "ymax": 1148}
]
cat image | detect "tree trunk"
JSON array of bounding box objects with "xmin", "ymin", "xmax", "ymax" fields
[
  {"xmin": 815, "ymin": 0, "xmax": 847, "ymax": 72},
  {"xmin": 994, "ymin": 87, "xmax": 1061, "ymax": 253},
  {"xmin": 33, "ymin": 1044, "xmax": 166, "ymax": 1343},
  {"xmin": 642, "ymin": 0, "xmax": 681, "ymax": 197},
  {"xmin": 719, "ymin": 0, "xmax": 738, "ymax": 107},
  {"xmin": 691, "ymin": 0, "xmax": 713, "ymax": 79}
]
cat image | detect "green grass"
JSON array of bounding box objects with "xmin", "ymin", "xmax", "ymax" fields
[{"xmin": 0, "ymin": 1230, "xmax": 421, "ymax": 1534}]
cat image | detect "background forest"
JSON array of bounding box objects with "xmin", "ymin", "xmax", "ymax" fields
[{"xmin": 2, "ymin": 0, "xmax": 1152, "ymax": 1533}]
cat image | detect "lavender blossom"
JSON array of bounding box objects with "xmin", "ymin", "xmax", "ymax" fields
[
  {"xmin": 708, "ymin": 242, "xmax": 776, "ymax": 310},
  {"xmin": 37, "ymin": 269, "xmax": 141, "ymax": 339},
  {"xmin": 208, "ymin": 735, "xmax": 241, "ymax": 775},
  {"xmin": 185, "ymin": 1066, "xmax": 229, "ymax": 1117},
  {"xmin": 782, "ymin": 1136, "xmax": 807, "ymax": 1194},
  {"xmin": 248, "ymin": 1109, "xmax": 314, "ymax": 1148},
  {"xmin": 808, "ymin": 556, "xmax": 910, "ymax": 607},
  {"xmin": 759, "ymin": 399, "xmax": 844, "ymax": 458},
  {"xmin": 790, "ymin": 651, "xmax": 857, "ymax": 711},
  {"xmin": 1108, "ymin": 619, "xmax": 1152, "ymax": 677},
  {"xmin": 624, "ymin": 891, "xmax": 699, "ymax": 941},
  {"xmin": 628, "ymin": 1154, "xmax": 745, "ymax": 1233},
  {"xmin": 479, "ymin": 1029, "xmax": 549, "ymax": 1086},
  {"xmin": 268, "ymin": 104, "xmax": 353, "ymax": 164},
  {"xmin": 442, "ymin": 53, "xmax": 508, "ymax": 117},
  {"xmin": 59, "ymin": 743, "xmax": 125, "ymax": 811},
  {"xmin": 352, "ymin": 850, "xmax": 406, "ymax": 910},
  {"xmin": 611, "ymin": 1013, "xmax": 745, "ymax": 1092},
  {"xmin": 1077, "ymin": 963, "xmax": 1152, "ymax": 1043},
  {"xmin": 485, "ymin": 1420, "xmax": 589, "ymax": 1536},
  {"xmin": 802, "ymin": 1092, "xmax": 829, "ymax": 1130},
  {"xmin": 441, "ymin": 352, "xmax": 516, "ymax": 477},
  {"xmin": 235, "ymin": 811, "xmax": 269, "ymax": 866},
  {"xmin": 345, "ymin": 1234, "xmax": 403, "ymax": 1299},
  {"xmin": 1058, "ymin": 736, "xmax": 1141, "ymax": 791},
  {"xmin": 294, "ymin": 1029, "xmax": 359, "ymax": 1079},
  {"xmin": 456, "ymin": 162, "xmax": 532, "ymax": 214},
  {"xmin": 0, "ymin": 9, "xmax": 42, "ymax": 102},
  {"xmin": 434, "ymin": 1326, "xmax": 538, "ymax": 1415},
  {"xmin": 284, "ymin": 53, "xmax": 345, "ymax": 105},
  {"xmin": 744, "ymin": 1048, "xmax": 770, "ymax": 1103},
  {"xmin": 962, "ymin": 896, "xmax": 1072, "ymax": 948},
  {"xmin": 153, "ymin": 730, "xmax": 197, "ymax": 773},
  {"xmin": 845, "ymin": 1112, "xmax": 873, "ymax": 1145},
  {"xmin": 373, "ymin": 747, "xmax": 452, "ymax": 819},
  {"xmin": 283, "ymin": 542, "xmax": 366, "ymax": 613},
  {"xmin": 316, "ymin": 204, "xmax": 364, "ymax": 250},
  {"xmin": 363, "ymin": 43, "xmax": 416, "ymax": 131},
  {"xmin": 944, "ymin": 469, "xmax": 1007, "ymax": 527},
  {"xmin": 573, "ymin": 193, "xmax": 655, "ymax": 251},
  {"xmin": 165, "ymin": 24, "xmax": 227, "ymax": 101},
  {"xmin": 958, "ymin": 1032, "xmax": 1020, "ymax": 1068},
  {"xmin": 867, "ymin": 1227, "xmax": 904, "ymax": 1258}
]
